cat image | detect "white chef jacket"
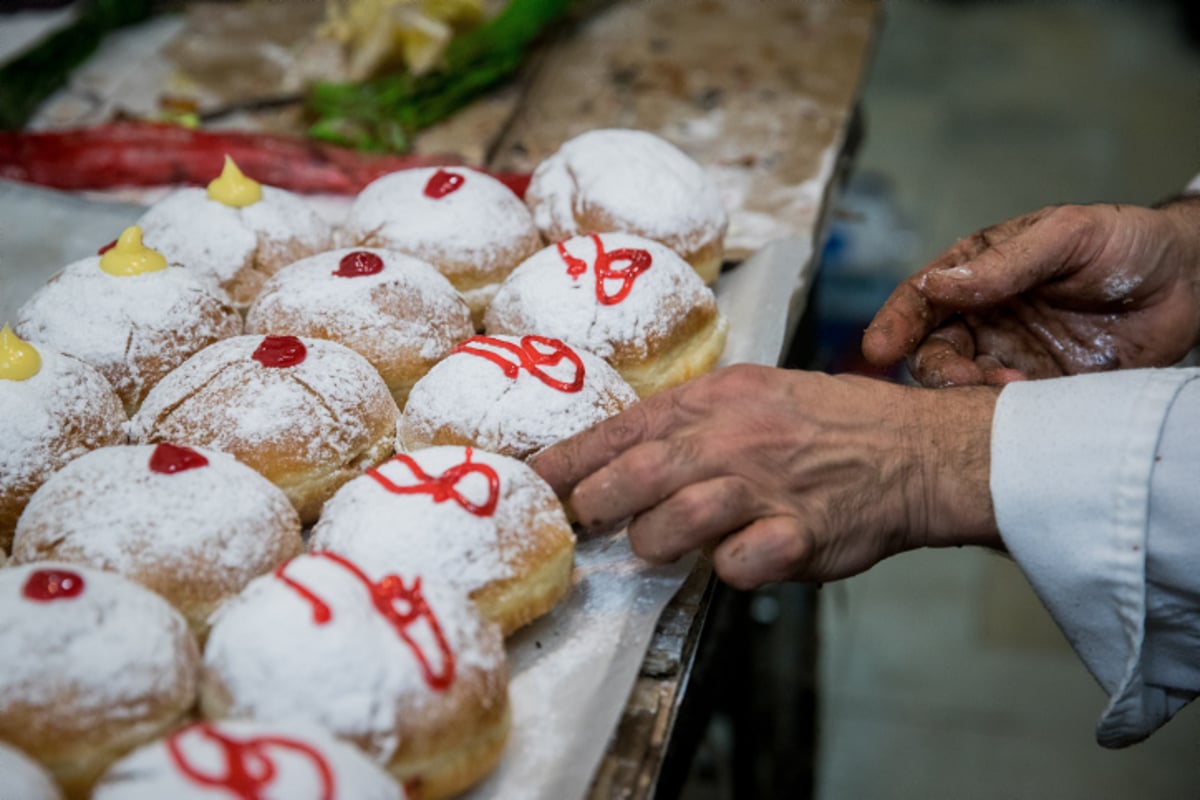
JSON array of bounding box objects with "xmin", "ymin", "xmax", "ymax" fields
[{"xmin": 992, "ymin": 368, "xmax": 1200, "ymax": 747}]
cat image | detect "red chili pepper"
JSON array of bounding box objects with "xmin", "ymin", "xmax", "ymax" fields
[{"xmin": 0, "ymin": 121, "xmax": 530, "ymax": 198}]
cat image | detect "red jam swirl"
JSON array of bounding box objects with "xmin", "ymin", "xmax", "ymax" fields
[
  {"xmin": 97, "ymin": 239, "xmax": 117, "ymax": 255},
  {"xmin": 556, "ymin": 234, "xmax": 653, "ymax": 306},
  {"xmin": 23, "ymin": 569, "xmax": 85, "ymax": 601},
  {"xmin": 423, "ymin": 169, "xmax": 465, "ymax": 199},
  {"xmin": 368, "ymin": 448, "xmax": 500, "ymax": 517},
  {"xmin": 149, "ymin": 442, "xmax": 209, "ymax": 474},
  {"xmin": 332, "ymin": 250, "xmax": 384, "ymax": 277},
  {"xmin": 452, "ymin": 335, "xmax": 585, "ymax": 393},
  {"xmin": 274, "ymin": 552, "xmax": 456, "ymax": 691},
  {"xmin": 252, "ymin": 335, "xmax": 306, "ymax": 368},
  {"xmin": 166, "ymin": 723, "xmax": 335, "ymax": 800}
]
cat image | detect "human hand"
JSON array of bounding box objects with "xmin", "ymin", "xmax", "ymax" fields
[
  {"xmin": 862, "ymin": 201, "xmax": 1200, "ymax": 387},
  {"xmin": 529, "ymin": 364, "xmax": 1001, "ymax": 590}
]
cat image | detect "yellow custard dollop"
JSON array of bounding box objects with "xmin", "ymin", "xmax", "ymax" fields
[
  {"xmin": 207, "ymin": 155, "xmax": 263, "ymax": 208},
  {"xmin": 99, "ymin": 226, "xmax": 168, "ymax": 276},
  {"xmin": 0, "ymin": 324, "xmax": 41, "ymax": 381}
]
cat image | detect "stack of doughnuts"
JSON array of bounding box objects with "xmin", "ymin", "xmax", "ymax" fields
[{"xmin": 1, "ymin": 128, "xmax": 732, "ymax": 798}]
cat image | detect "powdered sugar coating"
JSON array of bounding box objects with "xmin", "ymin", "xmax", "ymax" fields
[
  {"xmin": 138, "ymin": 187, "xmax": 332, "ymax": 306},
  {"xmin": 485, "ymin": 232, "xmax": 719, "ymax": 362},
  {"xmin": 15, "ymin": 258, "xmax": 241, "ymax": 413},
  {"xmin": 0, "ymin": 347, "xmax": 126, "ymax": 549},
  {"xmin": 312, "ymin": 446, "xmax": 569, "ymax": 595},
  {"xmin": 93, "ymin": 720, "xmax": 404, "ymax": 800},
  {"xmin": 245, "ymin": 248, "xmax": 473, "ymax": 400},
  {"xmin": 344, "ymin": 168, "xmax": 542, "ymax": 307},
  {"xmin": 0, "ymin": 562, "xmax": 198, "ymax": 733},
  {"xmin": 12, "ymin": 445, "xmax": 301, "ymax": 611},
  {"xmin": 0, "ymin": 741, "xmax": 62, "ymax": 800},
  {"xmin": 130, "ymin": 335, "xmax": 398, "ymax": 482},
  {"xmin": 525, "ymin": 128, "xmax": 728, "ymax": 259},
  {"xmin": 202, "ymin": 553, "xmax": 505, "ymax": 762},
  {"xmin": 399, "ymin": 336, "xmax": 638, "ymax": 460}
]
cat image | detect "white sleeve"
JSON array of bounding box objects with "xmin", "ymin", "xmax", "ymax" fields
[{"xmin": 990, "ymin": 368, "xmax": 1200, "ymax": 747}]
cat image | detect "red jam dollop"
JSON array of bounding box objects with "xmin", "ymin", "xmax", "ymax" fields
[
  {"xmin": 166, "ymin": 724, "xmax": 334, "ymax": 800},
  {"xmin": 423, "ymin": 168, "xmax": 466, "ymax": 199},
  {"xmin": 23, "ymin": 569, "xmax": 85, "ymax": 602},
  {"xmin": 252, "ymin": 335, "xmax": 306, "ymax": 368},
  {"xmin": 97, "ymin": 239, "xmax": 117, "ymax": 255},
  {"xmin": 557, "ymin": 234, "xmax": 652, "ymax": 306},
  {"xmin": 149, "ymin": 442, "xmax": 209, "ymax": 474},
  {"xmin": 452, "ymin": 335, "xmax": 585, "ymax": 393},
  {"xmin": 332, "ymin": 250, "xmax": 384, "ymax": 277},
  {"xmin": 368, "ymin": 447, "xmax": 500, "ymax": 517},
  {"xmin": 275, "ymin": 553, "xmax": 456, "ymax": 691}
]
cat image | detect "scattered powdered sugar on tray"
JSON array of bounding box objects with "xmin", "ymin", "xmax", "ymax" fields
[{"xmin": 203, "ymin": 552, "xmax": 504, "ymax": 763}]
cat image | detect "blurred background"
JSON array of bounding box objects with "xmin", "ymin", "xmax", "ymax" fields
[{"xmin": 685, "ymin": 0, "xmax": 1200, "ymax": 797}]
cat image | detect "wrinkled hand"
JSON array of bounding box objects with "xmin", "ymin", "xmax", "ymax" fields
[
  {"xmin": 530, "ymin": 365, "xmax": 1001, "ymax": 590},
  {"xmin": 862, "ymin": 201, "xmax": 1200, "ymax": 387}
]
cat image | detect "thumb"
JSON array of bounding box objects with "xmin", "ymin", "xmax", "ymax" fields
[{"xmin": 920, "ymin": 206, "xmax": 1093, "ymax": 308}]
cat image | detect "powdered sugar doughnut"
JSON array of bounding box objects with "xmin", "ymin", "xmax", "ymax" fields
[
  {"xmin": 1, "ymin": 339, "xmax": 126, "ymax": 552},
  {"xmin": 0, "ymin": 563, "xmax": 199, "ymax": 799},
  {"xmin": 0, "ymin": 741, "xmax": 62, "ymax": 800},
  {"xmin": 202, "ymin": 551, "xmax": 508, "ymax": 800},
  {"xmin": 130, "ymin": 334, "xmax": 398, "ymax": 524},
  {"xmin": 399, "ymin": 334, "xmax": 637, "ymax": 460},
  {"xmin": 525, "ymin": 128, "xmax": 728, "ymax": 283},
  {"xmin": 344, "ymin": 167, "xmax": 542, "ymax": 326},
  {"xmin": 12, "ymin": 443, "xmax": 302, "ymax": 637},
  {"xmin": 485, "ymin": 232, "xmax": 728, "ymax": 398},
  {"xmin": 313, "ymin": 446, "xmax": 574, "ymax": 636},
  {"xmin": 93, "ymin": 720, "xmax": 404, "ymax": 800},
  {"xmin": 15, "ymin": 234, "xmax": 241, "ymax": 416},
  {"xmin": 138, "ymin": 187, "xmax": 331, "ymax": 310},
  {"xmin": 246, "ymin": 248, "xmax": 473, "ymax": 408}
]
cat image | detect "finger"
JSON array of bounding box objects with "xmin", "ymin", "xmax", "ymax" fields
[
  {"xmin": 627, "ymin": 475, "xmax": 764, "ymax": 564},
  {"xmin": 711, "ymin": 516, "xmax": 812, "ymax": 591},
  {"xmin": 920, "ymin": 205, "xmax": 1096, "ymax": 309},
  {"xmin": 530, "ymin": 390, "xmax": 685, "ymax": 500},
  {"xmin": 862, "ymin": 281, "xmax": 951, "ymax": 366},
  {"xmin": 569, "ymin": 435, "xmax": 717, "ymax": 531},
  {"xmin": 908, "ymin": 322, "xmax": 986, "ymax": 387}
]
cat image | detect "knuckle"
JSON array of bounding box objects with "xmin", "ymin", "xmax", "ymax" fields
[
  {"xmin": 1047, "ymin": 203, "xmax": 1096, "ymax": 238},
  {"xmin": 599, "ymin": 404, "xmax": 650, "ymax": 453}
]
